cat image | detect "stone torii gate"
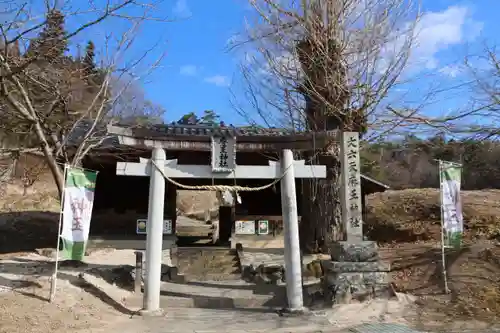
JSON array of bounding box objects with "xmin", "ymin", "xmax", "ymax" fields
[{"xmin": 107, "ymin": 124, "xmax": 329, "ymax": 314}]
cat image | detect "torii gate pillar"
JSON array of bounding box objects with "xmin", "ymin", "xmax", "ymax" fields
[
  {"xmin": 143, "ymin": 147, "xmax": 165, "ymax": 314},
  {"xmin": 117, "ymin": 150, "xmax": 326, "ymax": 313},
  {"xmin": 280, "ymin": 149, "xmax": 304, "ymax": 311}
]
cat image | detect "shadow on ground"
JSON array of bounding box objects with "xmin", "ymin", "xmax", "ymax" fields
[
  {"xmin": 0, "ymin": 211, "xmax": 59, "ymax": 254},
  {"xmin": 0, "ymin": 256, "xmax": 298, "ymax": 316},
  {"xmin": 0, "ymin": 257, "xmax": 136, "ymax": 315}
]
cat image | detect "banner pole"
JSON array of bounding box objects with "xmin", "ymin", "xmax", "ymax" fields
[
  {"xmin": 49, "ymin": 164, "xmax": 69, "ymax": 303},
  {"xmin": 438, "ymin": 160, "xmax": 450, "ymax": 294}
]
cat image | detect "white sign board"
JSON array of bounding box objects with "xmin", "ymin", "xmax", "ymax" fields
[
  {"xmin": 257, "ymin": 220, "xmax": 269, "ymax": 235},
  {"xmin": 136, "ymin": 219, "xmax": 173, "ymax": 235},
  {"xmin": 235, "ymin": 220, "xmax": 255, "ymax": 235},
  {"xmin": 211, "ymin": 136, "xmax": 236, "ymax": 173}
]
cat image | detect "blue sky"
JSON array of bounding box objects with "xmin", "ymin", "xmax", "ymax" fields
[{"xmin": 61, "ymin": 0, "xmax": 500, "ymax": 127}]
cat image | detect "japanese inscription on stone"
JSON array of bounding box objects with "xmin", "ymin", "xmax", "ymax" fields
[
  {"xmin": 341, "ymin": 132, "xmax": 363, "ymax": 241},
  {"xmin": 211, "ymin": 135, "xmax": 236, "ymax": 172}
]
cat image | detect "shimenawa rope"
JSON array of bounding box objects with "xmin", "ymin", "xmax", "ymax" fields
[{"xmin": 150, "ymin": 159, "xmax": 291, "ymax": 192}]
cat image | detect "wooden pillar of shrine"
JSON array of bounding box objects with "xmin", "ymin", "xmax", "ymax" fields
[{"xmin": 219, "ymin": 206, "xmax": 234, "ymax": 246}]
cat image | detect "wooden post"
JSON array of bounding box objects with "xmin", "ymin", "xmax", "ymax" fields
[
  {"xmin": 280, "ymin": 149, "xmax": 304, "ymax": 311},
  {"xmin": 134, "ymin": 251, "xmax": 143, "ymax": 293}
]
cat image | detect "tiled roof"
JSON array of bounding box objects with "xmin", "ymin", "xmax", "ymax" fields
[
  {"xmin": 72, "ymin": 122, "xmax": 389, "ymax": 191},
  {"xmin": 115, "ymin": 123, "xmax": 305, "ymax": 138}
]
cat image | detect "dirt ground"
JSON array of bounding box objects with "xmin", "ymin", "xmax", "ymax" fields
[
  {"xmin": 366, "ymin": 189, "xmax": 500, "ymax": 330},
  {"xmin": 3, "ymin": 176, "xmax": 500, "ymax": 331},
  {"xmin": 378, "ymin": 241, "xmax": 500, "ymax": 331},
  {"xmin": 0, "ymin": 252, "xmax": 131, "ymax": 333}
]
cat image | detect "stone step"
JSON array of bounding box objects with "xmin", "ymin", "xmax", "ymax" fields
[
  {"xmin": 126, "ymin": 280, "xmax": 287, "ymax": 309},
  {"xmin": 174, "ymin": 248, "xmax": 241, "ymax": 279},
  {"xmin": 330, "ymin": 241, "xmax": 379, "ymax": 262},
  {"xmin": 325, "ymin": 271, "xmax": 390, "ymax": 286},
  {"xmin": 329, "ymin": 283, "xmax": 394, "ymax": 304},
  {"xmin": 321, "ymin": 261, "xmax": 391, "ymax": 273}
]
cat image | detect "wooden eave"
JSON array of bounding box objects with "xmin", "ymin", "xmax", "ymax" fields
[{"xmin": 107, "ymin": 125, "xmax": 339, "ymax": 152}]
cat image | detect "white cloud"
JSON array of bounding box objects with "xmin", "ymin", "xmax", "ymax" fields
[
  {"xmin": 439, "ymin": 64, "xmax": 464, "ymax": 78},
  {"xmin": 180, "ymin": 65, "xmax": 197, "ymax": 76},
  {"xmin": 410, "ymin": 6, "xmax": 482, "ymax": 69},
  {"xmin": 354, "ymin": 5, "xmax": 482, "ymax": 76},
  {"xmin": 204, "ymin": 75, "xmax": 230, "ymax": 87},
  {"xmin": 173, "ymin": 0, "xmax": 191, "ymax": 17},
  {"xmin": 252, "ymin": 5, "xmax": 481, "ymax": 82}
]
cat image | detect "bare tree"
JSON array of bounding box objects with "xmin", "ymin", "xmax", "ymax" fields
[
  {"xmin": 459, "ymin": 45, "xmax": 500, "ymax": 140},
  {"xmin": 231, "ymin": 0, "xmax": 421, "ymax": 252},
  {"xmin": 0, "ymin": 0, "xmax": 167, "ymax": 198}
]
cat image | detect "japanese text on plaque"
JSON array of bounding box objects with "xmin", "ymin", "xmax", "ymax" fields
[{"xmin": 218, "ymin": 136, "xmax": 229, "ymax": 169}]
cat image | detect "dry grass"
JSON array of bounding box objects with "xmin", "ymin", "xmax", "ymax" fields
[
  {"xmin": 379, "ymin": 242, "xmax": 500, "ymax": 330},
  {"xmin": 366, "ymin": 188, "xmax": 500, "ymax": 243},
  {"xmin": 367, "ymin": 189, "xmax": 500, "ymax": 329},
  {"xmin": 1, "ymin": 182, "xmax": 60, "ymax": 212}
]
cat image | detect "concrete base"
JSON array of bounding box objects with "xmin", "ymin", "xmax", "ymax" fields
[
  {"xmin": 230, "ymin": 234, "xmax": 279, "ymax": 249},
  {"xmin": 87, "ymin": 235, "xmax": 178, "ymax": 250},
  {"xmin": 138, "ymin": 308, "xmax": 166, "ymax": 317},
  {"xmin": 277, "ymin": 306, "xmax": 310, "ymax": 317}
]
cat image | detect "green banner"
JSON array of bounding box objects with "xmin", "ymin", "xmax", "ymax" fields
[
  {"xmin": 60, "ymin": 167, "xmax": 97, "ymax": 260},
  {"xmin": 439, "ymin": 161, "xmax": 463, "ymax": 248}
]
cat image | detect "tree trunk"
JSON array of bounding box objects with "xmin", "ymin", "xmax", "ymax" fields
[
  {"xmin": 33, "ymin": 121, "xmax": 64, "ymax": 198},
  {"xmin": 300, "ymin": 146, "xmax": 343, "ymax": 254},
  {"xmin": 295, "ymin": 37, "xmax": 351, "ymax": 254}
]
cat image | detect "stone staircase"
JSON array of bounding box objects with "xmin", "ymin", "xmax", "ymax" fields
[
  {"xmin": 173, "ymin": 247, "xmax": 241, "ymax": 281},
  {"xmin": 138, "ymin": 247, "xmax": 288, "ymax": 309},
  {"xmin": 131, "ymin": 241, "xmax": 393, "ymax": 309}
]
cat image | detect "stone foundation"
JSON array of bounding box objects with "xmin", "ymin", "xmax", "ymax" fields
[
  {"xmin": 236, "ymin": 243, "xmax": 326, "ymax": 285},
  {"xmin": 322, "ymin": 241, "xmax": 393, "ymax": 304}
]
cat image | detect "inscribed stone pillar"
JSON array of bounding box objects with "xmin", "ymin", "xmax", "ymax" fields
[{"xmin": 340, "ymin": 132, "xmax": 363, "ymax": 242}]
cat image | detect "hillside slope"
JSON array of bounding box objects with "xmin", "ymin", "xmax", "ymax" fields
[{"xmin": 366, "ymin": 188, "xmax": 500, "ymax": 243}]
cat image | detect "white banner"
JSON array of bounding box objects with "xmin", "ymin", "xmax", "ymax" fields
[
  {"xmin": 440, "ymin": 161, "xmax": 463, "ymax": 248},
  {"xmin": 60, "ymin": 168, "xmax": 97, "ymax": 260}
]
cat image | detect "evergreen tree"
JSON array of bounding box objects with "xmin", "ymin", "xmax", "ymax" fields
[
  {"xmin": 199, "ymin": 110, "xmax": 219, "ymax": 126},
  {"xmin": 178, "ymin": 112, "xmax": 199, "ymax": 125},
  {"xmin": 27, "ymin": 9, "xmax": 68, "ymax": 61},
  {"xmin": 83, "ymin": 41, "xmax": 96, "ymax": 76}
]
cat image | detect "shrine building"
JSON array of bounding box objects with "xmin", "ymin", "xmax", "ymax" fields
[{"xmin": 80, "ymin": 123, "xmax": 389, "ymax": 248}]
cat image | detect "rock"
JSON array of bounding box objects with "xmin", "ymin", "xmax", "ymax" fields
[
  {"xmin": 321, "ymin": 261, "xmax": 390, "ymax": 273},
  {"xmin": 325, "ymin": 271, "xmax": 389, "ymax": 285},
  {"xmin": 87, "ymin": 265, "xmax": 135, "ymax": 290},
  {"xmin": 334, "ymin": 283, "xmax": 393, "ymax": 304},
  {"xmin": 322, "ymin": 271, "xmax": 392, "ymax": 304},
  {"xmin": 329, "ymin": 241, "xmax": 379, "ymax": 262},
  {"xmin": 321, "ymin": 242, "xmax": 393, "ymax": 305}
]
